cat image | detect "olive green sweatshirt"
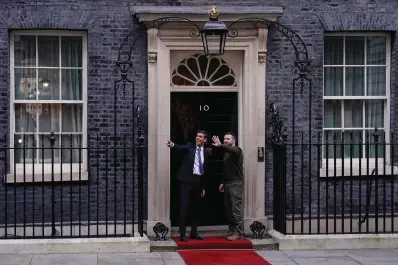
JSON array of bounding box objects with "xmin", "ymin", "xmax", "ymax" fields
[{"xmin": 220, "ymin": 144, "xmax": 244, "ymax": 183}]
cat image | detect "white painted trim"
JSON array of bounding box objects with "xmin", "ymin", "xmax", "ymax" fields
[
  {"xmin": 146, "ymin": 24, "xmax": 267, "ymax": 235},
  {"xmin": 323, "ymin": 96, "xmax": 387, "ymax": 100},
  {"xmin": 325, "ymin": 32, "xmax": 390, "ymax": 37},
  {"xmin": 9, "ymin": 30, "xmax": 87, "ymax": 36},
  {"xmin": 8, "ymin": 30, "xmax": 88, "ymax": 183},
  {"xmin": 170, "ymin": 87, "xmax": 239, "ymax": 92},
  {"xmin": 319, "ymin": 164, "xmax": 398, "ymax": 177}
]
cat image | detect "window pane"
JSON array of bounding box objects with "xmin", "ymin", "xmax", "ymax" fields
[
  {"xmin": 345, "ymin": 36, "xmax": 365, "ymax": 65},
  {"xmin": 324, "ymin": 67, "xmax": 343, "ymax": 96},
  {"xmin": 365, "ymin": 129, "xmax": 385, "ymax": 158},
  {"xmin": 367, "ymin": 36, "xmax": 386, "ymax": 65},
  {"xmin": 324, "ymin": 36, "xmax": 343, "ymax": 65},
  {"xmin": 345, "ymin": 67, "xmax": 364, "ymax": 96},
  {"xmin": 343, "ymin": 130, "xmax": 362, "ymax": 158},
  {"xmin": 14, "ymin": 134, "xmax": 36, "ymax": 163},
  {"xmin": 14, "ymin": 35, "xmax": 36, "ymax": 67},
  {"xmin": 61, "ymin": 36, "xmax": 82, "ymax": 67},
  {"xmin": 38, "ymin": 104, "xmax": 60, "ymax": 133},
  {"xmin": 38, "ymin": 36, "xmax": 59, "ymax": 67},
  {"xmin": 38, "ymin": 134, "xmax": 60, "ymax": 164},
  {"xmin": 15, "ymin": 104, "xmax": 37, "ymax": 133},
  {"xmin": 367, "ymin": 67, "xmax": 386, "ymax": 96},
  {"xmin": 38, "ymin": 69, "xmax": 60, "ymax": 100},
  {"xmin": 365, "ymin": 100, "xmax": 384, "ymax": 128},
  {"xmin": 344, "ymin": 100, "xmax": 363, "ymax": 128},
  {"xmin": 323, "ymin": 130, "xmax": 342, "ymax": 159},
  {"xmin": 62, "ymin": 104, "xmax": 82, "ymax": 132},
  {"xmin": 61, "ymin": 69, "xmax": 82, "ymax": 100},
  {"xmin": 15, "ymin": 68, "xmax": 36, "ymax": 100},
  {"xmin": 324, "ymin": 100, "xmax": 341, "ymax": 128},
  {"xmin": 61, "ymin": 134, "xmax": 82, "ymax": 163}
]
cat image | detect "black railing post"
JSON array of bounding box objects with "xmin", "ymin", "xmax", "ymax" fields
[
  {"xmin": 269, "ymin": 103, "xmax": 287, "ymax": 235},
  {"xmin": 3, "ymin": 134, "xmax": 8, "ymax": 239},
  {"xmin": 49, "ymin": 132, "xmax": 57, "ymax": 237},
  {"xmin": 272, "ymin": 138, "xmax": 287, "ymax": 234},
  {"xmin": 282, "ymin": 130, "xmax": 288, "ymax": 234},
  {"xmin": 137, "ymin": 106, "xmax": 145, "ymax": 237},
  {"xmin": 374, "ymin": 128, "xmax": 380, "ymax": 234}
]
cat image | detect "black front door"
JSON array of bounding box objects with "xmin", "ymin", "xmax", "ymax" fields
[{"xmin": 170, "ymin": 92, "xmax": 238, "ymax": 226}]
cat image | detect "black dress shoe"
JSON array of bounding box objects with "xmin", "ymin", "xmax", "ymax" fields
[
  {"xmin": 190, "ymin": 233, "xmax": 204, "ymax": 240},
  {"xmin": 180, "ymin": 236, "xmax": 188, "ymax": 242}
]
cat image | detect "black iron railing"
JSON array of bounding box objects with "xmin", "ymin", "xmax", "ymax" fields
[
  {"xmin": 272, "ymin": 128, "xmax": 398, "ymax": 235},
  {"xmin": 0, "ymin": 133, "xmax": 145, "ymax": 239}
]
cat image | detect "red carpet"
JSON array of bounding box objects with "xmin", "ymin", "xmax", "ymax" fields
[
  {"xmin": 173, "ymin": 236, "xmax": 271, "ymax": 265},
  {"xmin": 178, "ymin": 250, "xmax": 271, "ymax": 265},
  {"xmin": 173, "ymin": 236, "xmax": 254, "ymax": 250}
]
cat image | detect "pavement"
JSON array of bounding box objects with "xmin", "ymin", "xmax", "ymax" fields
[{"xmin": 2, "ymin": 249, "xmax": 398, "ymax": 265}]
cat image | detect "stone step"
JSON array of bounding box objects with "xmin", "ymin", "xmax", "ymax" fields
[
  {"xmin": 149, "ymin": 234, "xmax": 279, "ymax": 252},
  {"xmin": 251, "ymin": 238, "xmax": 279, "ymax": 251}
]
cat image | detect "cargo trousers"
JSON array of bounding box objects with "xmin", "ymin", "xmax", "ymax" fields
[{"xmin": 224, "ymin": 180, "xmax": 244, "ymax": 235}]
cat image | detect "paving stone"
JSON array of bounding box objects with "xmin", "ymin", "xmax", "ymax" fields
[
  {"xmin": 256, "ymin": 251, "xmax": 292, "ymax": 261},
  {"xmin": 163, "ymin": 259, "xmax": 186, "ymax": 265},
  {"xmin": 159, "ymin": 252, "xmax": 184, "ymax": 260},
  {"xmin": 98, "ymin": 258, "xmax": 164, "ymax": 265},
  {"xmin": 283, "ymin": 250, "xmax": 347, "ymax": 258},
  {"xmin": 0, "ymin": 254, "xmax": 33, "ymax": 265},
  {"xmin": 98, "ymin": 252, "xmax": 161, "ymax": 259},
  {"xmin": 30, "ymin": 254, "xmax": 98, "ymax": 265},
  {"xmin": 293, "ymin": 257, "xmax": 360, "ymax": 265},
  {"xmin": 345, "ymin": 249, "xmax": 398, "ymax": 262},
  {"xmin": 266, "ymin": 259, "xmax": 298, "ymax": 265},
  {"xmin": 364, "ymin": 262, "xmax": 398, "ymax": 265}
]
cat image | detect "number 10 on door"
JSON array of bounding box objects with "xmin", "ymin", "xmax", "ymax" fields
[{"xmin": 199, "ymin": 105, "xmax": 209, "ymax": 112}]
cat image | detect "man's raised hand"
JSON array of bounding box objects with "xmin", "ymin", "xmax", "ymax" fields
[
  {"xmin": 212, "ymin": 136, "xmax": 221, "ymax": 147},
  {"xmin": 166, "ymin": 140, "xmax": 174, "ymax": 147}
]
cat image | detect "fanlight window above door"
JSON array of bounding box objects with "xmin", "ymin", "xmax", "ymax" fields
[{"xmin": 171, "ymin": 54, "xmax": 237, "ymax": 86}]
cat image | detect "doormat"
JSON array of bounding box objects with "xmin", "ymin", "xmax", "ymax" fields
[{"xmin": 173, "ymin": 236, "xmax": 271, "ymax": 265}]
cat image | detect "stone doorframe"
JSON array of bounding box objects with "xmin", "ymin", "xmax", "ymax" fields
[{"xmin": 132, "ymin": 6, "xmax": 284, "ymax": 237}]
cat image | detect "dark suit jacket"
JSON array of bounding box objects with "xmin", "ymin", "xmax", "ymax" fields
[{"xmin": 172, "ymin": 142, "xmax": 210, "ymax": 190}]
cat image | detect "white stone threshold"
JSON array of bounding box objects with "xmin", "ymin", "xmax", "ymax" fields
[
  {"xmin": 268, "ymin": 229, "xmax": 398, "ymax": 250},
  {"xmin": 0, "ymin": 233, "xmax": 150, "ymax": 254}
]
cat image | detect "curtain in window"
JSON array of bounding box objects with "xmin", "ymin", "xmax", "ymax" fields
[{"xmin": 61, "ymin": 36, "xmax": 83, "ymax": 163}]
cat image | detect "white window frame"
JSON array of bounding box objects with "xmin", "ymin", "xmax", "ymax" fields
[
  {"xmin": 8, "ymin": 30, "xmax": 88, "ymax": 182},
  {"xmin": 321, "ymin": 32, "xmax": 397, "ymax": 176}
]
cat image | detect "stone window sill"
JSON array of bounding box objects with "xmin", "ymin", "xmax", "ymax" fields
[
  {"xmin": 319, "ymin": 165, "xmax": 398, "ymax": 177},
  {"xmin": 5, "ymin": 172, "xmax": 89, "ymax": 183}
]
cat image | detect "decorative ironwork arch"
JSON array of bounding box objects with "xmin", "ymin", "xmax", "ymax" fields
[
  {"xmin": 114, "ymin": 17, "xmax": 312, "ymax": 82},
  {"xmin": 227, "ymin": 18, "xmax": 309, "ymax": 67},
  {"xmin": 112, "ymin": 16, "xmax": 313, "ymax": 238},
  {"xmin": 112, "ymin": 17, "xmax": 312, "ymax": 144}
]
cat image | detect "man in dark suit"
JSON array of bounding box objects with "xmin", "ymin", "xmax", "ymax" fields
[{"xmin": 167, "ymin": 130, "xmax": 209, "ymax": 242}]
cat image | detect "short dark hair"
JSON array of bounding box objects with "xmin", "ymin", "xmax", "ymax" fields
[
  {"xmin": 197, "ymin": 130, "xmax": 208, "ymax": 139},
  {"xmin": 224, "ymin": 132, "xmax": 236, "ymax": 140}
]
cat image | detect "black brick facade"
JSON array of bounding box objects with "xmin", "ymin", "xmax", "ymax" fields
[{"xmin": 0, "ymin": 0, "xmax": 397, "ymax": 231}]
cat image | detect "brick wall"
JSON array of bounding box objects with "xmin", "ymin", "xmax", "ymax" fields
[
  {"xmin": 0, "ymin": 0, "xmax": 151, "ymax": 229},
  {"xmin": 0, "ymin": 0, "xmax": 398, "ymax": 231}
]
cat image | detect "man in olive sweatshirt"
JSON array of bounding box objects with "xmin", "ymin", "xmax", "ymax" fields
[{"xmin": 212, "ymin": 132, "xmax": 244, "ymax": 241}]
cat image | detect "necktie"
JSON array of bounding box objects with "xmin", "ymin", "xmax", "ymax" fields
[{"xmin": 197, "ymin": 148, "xmax": 204, "ymax": 175}]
